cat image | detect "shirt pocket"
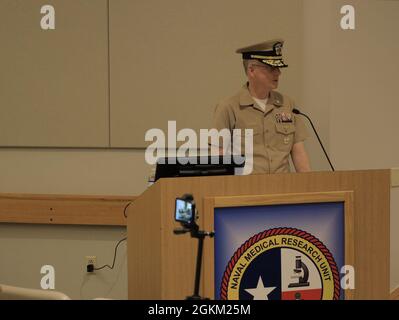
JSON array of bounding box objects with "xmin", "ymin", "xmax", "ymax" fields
[
  {"xmin": 242, "ymin": 123, "xmax": 262, "ymax": 142},
  {"xmin": 274, "ymin": 123, "xmax": 296, "ymax": 150},
  {"xmin": 234, "ymin": 121, "xmax": 262, "ymax": 138},
  {"xmin": 275, "ymin": 123, "xmax": 296, "ymax": 135},
  {"xmin": 232, "ymin": 123, "xmax": 262, "ymax": 153}
]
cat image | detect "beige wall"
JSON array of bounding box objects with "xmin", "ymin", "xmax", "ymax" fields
[
  {"xmin": 0, "ymin": 148, "xmax": 150, "ymax": 196},
  {"xmin": 110, "ymin": 0, "xmax": 303, "ymax": 147},
  {"xmin": 0, "ymin": 0, "xmax": 398, "ymax": 298},
  {"xmin": 0, "ymin": 0, "xmax": 109, "ymax": 147},
  {"xmin": 301, "ymin": 0, "xmax": 332, "ymax": 171},
  {"xmin": 0, "ymin": 148, "xmax": 150, "ymax": 299},
  {"xmin": 0, "ymin": 223, "xmax": 127, "ymax": 300}
]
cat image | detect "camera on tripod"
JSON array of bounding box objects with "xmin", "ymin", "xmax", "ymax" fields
[{"xmin": 173, "ymin": 193, "xmax": 214, "ymax": 300}]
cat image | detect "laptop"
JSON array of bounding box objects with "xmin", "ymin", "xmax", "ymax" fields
[{"xmin": 154, "ymin": 155, "xmax": 245, "ymax": 182}]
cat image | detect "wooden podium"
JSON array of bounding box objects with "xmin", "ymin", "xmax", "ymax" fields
[{"xmin": 126, "ymin": 170, "xmax": 390, "ymax": 300}]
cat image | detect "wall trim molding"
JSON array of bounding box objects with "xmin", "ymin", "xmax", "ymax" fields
[
  {"xmin": 391, "ymin": 287, "xmax": 399, "ymax": 300},
  {"xmin": 0, "ymin": 193, "xmax": 136, "ymax": 226},
  {"xmin": 391, "ymin": 168, "xmax": 399, "ymax": 187}
]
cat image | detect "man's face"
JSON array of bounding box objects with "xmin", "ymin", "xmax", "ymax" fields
[{"xmin": 248, "ymin": 62, "xmax": 281, "ymax": 91}]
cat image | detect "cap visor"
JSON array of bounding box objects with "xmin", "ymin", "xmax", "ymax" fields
[{"xmin": 262, "ymin": 59, "xmax": 288, "ymax": 68}]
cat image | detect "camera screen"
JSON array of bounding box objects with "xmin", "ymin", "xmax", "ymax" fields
[{"xmin": 175, "ymin": 198, "xmax": 193, "ymax": 224}]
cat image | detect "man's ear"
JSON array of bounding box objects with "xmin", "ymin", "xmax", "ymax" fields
[{"xmin": 247, "ymin": 64, "xmax": 254, "ymax": 77}]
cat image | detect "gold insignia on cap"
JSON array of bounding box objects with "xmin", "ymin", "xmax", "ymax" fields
[{"xmin": 274, "ymin": 42, "xmax": 283, "ymax": 55}]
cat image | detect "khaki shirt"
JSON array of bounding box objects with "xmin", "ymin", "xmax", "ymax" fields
[{"xmin": 212, "ymin": 83, "xmax": 308, "ymax": 174}]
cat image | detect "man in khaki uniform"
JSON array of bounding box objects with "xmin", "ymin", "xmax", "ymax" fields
[{"xmin": 212, "ymin": 39, "xmax": 311, "ymax": 174}]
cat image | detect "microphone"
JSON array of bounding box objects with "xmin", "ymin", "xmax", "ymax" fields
[{"xmin": 292, "ymin": 108, "xmax": 335, "ymax": 171}]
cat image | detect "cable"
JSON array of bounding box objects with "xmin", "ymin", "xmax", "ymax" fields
[
  {"xmin": 123, "ymin": 201, "xmax": 133, "ymax": 218},
  {"xmin": 93, "ymin": 237, "xmax": 127, "ymax": 271}
]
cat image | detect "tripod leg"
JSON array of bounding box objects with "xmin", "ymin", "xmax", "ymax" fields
[{"xmin": 193, "ymin": 236, "xmax": 204, "ymax": 298}]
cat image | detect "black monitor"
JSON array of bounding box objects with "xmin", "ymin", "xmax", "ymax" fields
[{"xmin": 154, "ymin": 155, "xmax": 245, "ymax": 182}]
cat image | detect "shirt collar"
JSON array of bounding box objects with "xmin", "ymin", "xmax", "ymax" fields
[
  {"xmin": 239, "ymin": 83, "xmax": 254, "ymax": 106},
  {"xmin": 239, "ymin": 83, "xmax": 283, "ymax": 109},
  {"xmin": 269, "ymin": 90, "xmax": 283, "ymax": 107}
]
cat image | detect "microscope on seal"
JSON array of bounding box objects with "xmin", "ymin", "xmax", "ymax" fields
[
  {"xmin": 173, "ymin": 194, "xmax": 214, "ymax": 300},
  {"xmin": 288, "ymin": 255, "xmax": 310, "ymax": 300}
]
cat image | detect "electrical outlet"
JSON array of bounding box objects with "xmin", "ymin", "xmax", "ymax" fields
[{"xmin": 86, "ymin": 256, "xmax": 96, "ymax": 266}]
